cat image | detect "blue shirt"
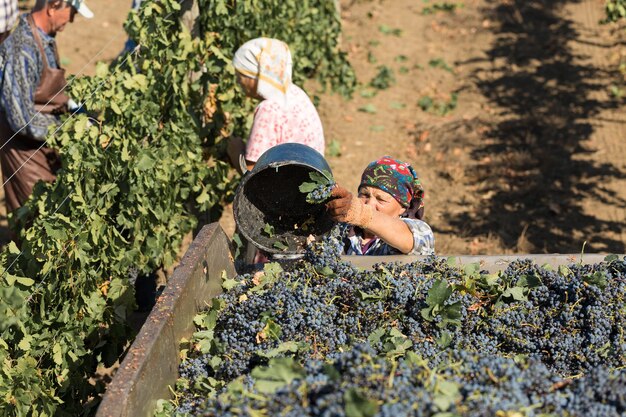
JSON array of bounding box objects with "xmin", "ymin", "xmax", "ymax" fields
[{"xmin": 0, "ymin": 14, "xmax": 60, "ymax": 141}]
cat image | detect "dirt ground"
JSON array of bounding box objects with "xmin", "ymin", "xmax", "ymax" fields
[{"xmin": 2, "ymin": 0, "xmax": 625, "ymax": 255}]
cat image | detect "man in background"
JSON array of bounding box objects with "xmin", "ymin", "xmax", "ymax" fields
[
  {"xmin": 0, "ymin": 0, "xmax": 92, "ymax": 214},
  {"xmin": 0, "ymin": 0, "xmax": 18, "ymax": 43}
]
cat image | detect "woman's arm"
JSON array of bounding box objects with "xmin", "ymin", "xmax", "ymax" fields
[
  {"xmin": 326, "ymin": 186, "xmax": 415, "ymax": 254},
  {"xmin": 226, "ymin": 135, "xmax": 256, "ymax": 174},
  {"xmin": 366, "ymin": 209, "xmax": 415, "ymax": 254}
]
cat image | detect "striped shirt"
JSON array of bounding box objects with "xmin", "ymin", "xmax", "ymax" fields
[
  {"xmin": 0, "ymin": 0, "xmax": 18, "ymax": 33},
  {"xmin": 339, "ymin": 219, "xmax": 435, "ymax": 256}
]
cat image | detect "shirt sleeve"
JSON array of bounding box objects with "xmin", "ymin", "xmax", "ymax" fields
[
  {"xmin": 0, "ymin": 44, "xmax": 58, "ymax": 142},
  {"xmin": 245, "ymin": 101, "xmax": 281, "ymax": 162},
  {"xmin": 401, "ymin": 218, "xmax": 435, "ymax": 255}
]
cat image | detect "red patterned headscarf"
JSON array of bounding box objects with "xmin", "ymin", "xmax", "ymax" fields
[{"xmin": 359, "ymin": 156, "xmax": 425, "ymax": 220}]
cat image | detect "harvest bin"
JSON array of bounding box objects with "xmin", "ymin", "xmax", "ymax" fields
[{"xmin": 96, "ymin": 223, "xmax": 614, "ymax": 417}]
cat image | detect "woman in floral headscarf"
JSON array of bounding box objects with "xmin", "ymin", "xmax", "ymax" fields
[
  {"xmin": 227, "ymin": 37, "xmax": 325, "ymax": 173},
  {"xmin": 326, "ymin": 157, "xmax": 435, "ymax": 255}
]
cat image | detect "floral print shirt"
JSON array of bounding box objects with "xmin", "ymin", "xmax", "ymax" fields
[{"xmin": 245, "ymin": 84, "xmax": 325, "ymax": 162}]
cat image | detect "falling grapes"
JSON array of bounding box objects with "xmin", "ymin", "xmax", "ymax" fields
[
  {"xmin": 299, "ymin": 170, "xmax": 335, "ymax": 204},
  {"xmin": 305, "ymin": 182, "xmax": 335, "ymax": 204}
]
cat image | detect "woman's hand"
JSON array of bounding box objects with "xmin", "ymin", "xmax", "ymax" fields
[
  {"xmin": 326, "ymin": 185, "xmax": 373, "ymax": 228},
  {"xmin": 327, "ymin": 185, "xmax": 415, "ymax": 254}
]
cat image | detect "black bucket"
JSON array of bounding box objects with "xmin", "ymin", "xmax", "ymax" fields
[{"xmin": 233, "ymin": 143, "xmax": 336, "ymax": 255}]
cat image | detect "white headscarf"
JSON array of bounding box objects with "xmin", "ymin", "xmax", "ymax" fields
[{"xmin": 233, "ymin": 38, "xmax": 293, "ymax": 107}]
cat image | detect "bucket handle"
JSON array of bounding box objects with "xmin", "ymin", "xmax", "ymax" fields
[{"xmin": 239, "ymin": 153, "xmax": 249, "ymax": 174}]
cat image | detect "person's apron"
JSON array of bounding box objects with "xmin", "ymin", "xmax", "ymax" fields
[
  {"xmin": 0, "ymin": 14, "xmax": 67, "ymax": 213},
  {"xmin": 0, "ymin": 31, "xmax": 11, "ymax": 44}
]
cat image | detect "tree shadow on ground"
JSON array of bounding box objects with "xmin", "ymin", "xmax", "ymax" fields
[{"xmin": 449, "ymin": 0, "xmax": 626, "ymax": 253}]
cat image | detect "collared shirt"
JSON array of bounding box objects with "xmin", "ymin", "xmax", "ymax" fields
[
  {"xmin": 0, "ymin": 0, "xmax": 18, "ymax": 33},
  {"xmin": 0, "ymin": 14, "xmax": 60, "ymax": 141},
  {"xmin": 338, "ymin": 218, "xmax": 435, "ymax": 256}
]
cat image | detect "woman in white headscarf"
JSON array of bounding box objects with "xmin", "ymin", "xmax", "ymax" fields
[{"xmin": 227, "ymin": 38, "xmax": 325, "ymax": 173}]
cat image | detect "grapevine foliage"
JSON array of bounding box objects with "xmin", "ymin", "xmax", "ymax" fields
[
  {"xmin": 156, "ymin": 236, "xmax": 626, "ymax": 416},
  {"xmin": 299, "ymin": 170, "xmax": 335, "ymax": 204},
  {"xmin": 0, "ymin": 0, "xmax": 355, "ymax": 415},
  {"xmin": 197, "ymin": 0, "xmax": 356, "ymax": 99},
  {"xmin": 604, "ymin": 0, "xmax": 626, "ymax": 22}
]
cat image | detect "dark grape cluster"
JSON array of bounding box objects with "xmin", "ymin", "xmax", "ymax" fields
[
  {"xmin": 305, "ymin": 182, "xmax": 335, "ymax": 204},
  {"xmin": 173, "ymin": 346, "xmax": 626, "ymax": 417},
  {"xmin": 457, "ymin": 260, "xmax": 626, "ymax": 376},
  {"xmin": 156, "ymin": 246, "xmax": 626, "ymax": 417}
]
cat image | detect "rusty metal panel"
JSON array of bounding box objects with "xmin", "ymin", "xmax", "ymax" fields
[
  {"xmin": 96, "ymin": 223, "xmax": 235, "ymax": 417},
  {"xmin": 343, "ymin": 254, "xmax": 616, "ymax": 272}
]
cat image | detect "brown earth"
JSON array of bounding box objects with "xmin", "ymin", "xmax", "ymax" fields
[{"xmin": 2, "ymin": 0, "xmax": 625, "ymax": 255}]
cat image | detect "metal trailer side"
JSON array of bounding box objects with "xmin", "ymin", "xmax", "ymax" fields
[
  {"xmin": 343, "ymin": 253, "xmax": 614, "ymax": 272},
  {"xmin": 96, "ymin": 222, "xmax": 619, "ymax": 417},
  {"xmin": 96, "ymin": 223, "xmax": 235, "ymax": 417}
]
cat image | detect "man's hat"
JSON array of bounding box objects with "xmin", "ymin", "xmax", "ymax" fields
[{"xmin": 66, "ymin": 0, "xmax": 94, "ymax": 19}]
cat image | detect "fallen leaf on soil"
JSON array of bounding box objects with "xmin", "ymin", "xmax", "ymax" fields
[
  {"xmin": 358, "ymin": 103, "xmax": 378, "ymax": 114},
  {"xmin": 469, "ymin": 238, "xmax": 483, "ymax": 255},
  {"xmin": 548, "ymin": 202, "xmax": 562, "ymax": 215},
  {"xmin": 360, "ymin": 89, "xmax": 377, "ymax": 98},
  {"xmin": 418, "ymin": 130, "xmax": 430, "ymax": 142},
  {"xmin": 453, "ymin": 147, "xmax": 462, "ymax": 156},
  {"xmin": 406, "ymin": 144, "xmax": 418, "ymax": 159},
  {"xmin": 516, "ymin": 224, "xmax": 533, "ymax": 253},
  {"xmin": 423, "ymin": 143, "xmax": 432, "ymax": 152},
  {"xmin": 481, "ymin": 190, "xmax": 496, "ymax": 200},
  {"xmin": 344, "ymin": 115, "xmax": 354, "ymax": 122}
]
